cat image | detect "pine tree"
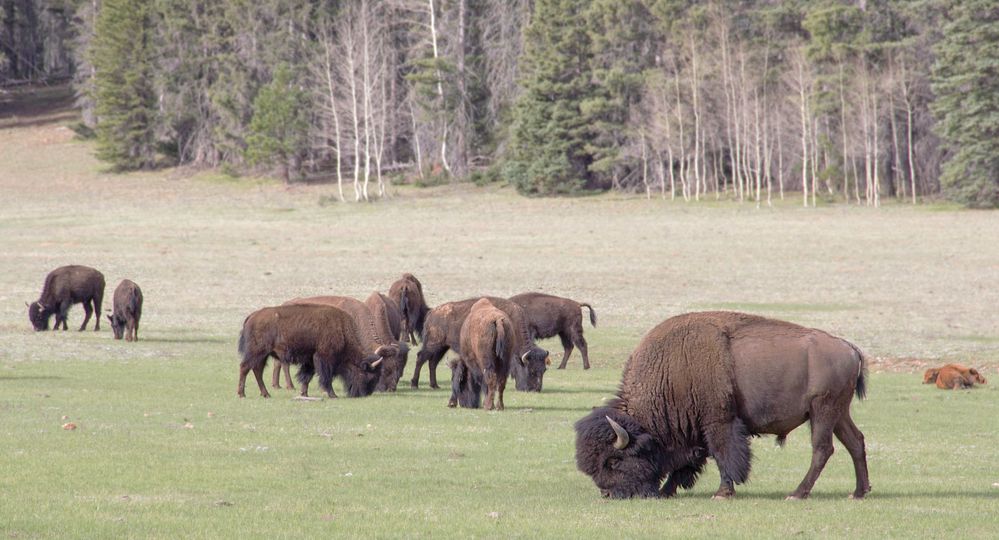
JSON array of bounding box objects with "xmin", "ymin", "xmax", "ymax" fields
[
  {"xmin": 91, "ymin": 0, "xmax": 157, "ymax": 170},
  {"xmin": 503, "ymin": 0, "xmax": 594, "ymax": 195},
  {"xmin": 931, "ymin": 0, "xmax": 999, "ymax": 208},
  {"xmin": 245, "ymin": 65, "xmax": 307, "ymax": 183}
]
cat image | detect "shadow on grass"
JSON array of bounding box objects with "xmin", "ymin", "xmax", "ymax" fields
[
  {"xmin": 0, "ymin": 375, "xmax": 64, "ymax": 381},
  {"xmin": 679, "ymin": 489, "xmax": 999, "ymax": 501},
  {"xmin": 139, "ymin": 336, "xmax": 230, "ymax": 344}
]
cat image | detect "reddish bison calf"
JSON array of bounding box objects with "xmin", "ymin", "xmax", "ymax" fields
[
  {"xmin": 108, "ymin": 279, "xmax": 143, "ymax": 341},
  {"xmin": 237, "ymin": 304, "xmax": 392, "ymax": 399},
  {"xmin": 453, "ymin": 299, "xmax": 516, "ymax": 411},
  {"xmin": 28, "ymin": 265, "xmax": 106, "ymax": 331},
  {"xmin": 924, "ymin": 364, "xmax": 987, "ymax": 389},
  {"xmin": 509, "ymin": 292, "xmax": 596, "ymax": 369}
]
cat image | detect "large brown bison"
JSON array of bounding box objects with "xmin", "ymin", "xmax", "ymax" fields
[
  {"xmin": 388, "ymin": 273, "xmax": 430, "ymax": 344},
  {"xmin": 107, "ymin": 279, "xmax": 143, "ymax": 341},
  {"xmin": 412, "ymin": 296, "xmax": 549, "ymax": 392},
  {"xmin": 284, "ymin": 295, "xmax": 409, "ymax": 392},
  {"xmin": 575, "ymin": 311, "xmax": 870, "ymax": 501},
  {"xmin": 452, "ymin": 299, "xmax": 515, "ymax": 410},
  {"xmin": 924, "ymin": 364, "xmax": 987, "ymax": 389},
  {"xmin": 509, "ymin": 292, "xmax": 596, "ymax": 369},
  {"xmin": 237, "ymin": 304, "xmax": 390, "ymax": 399},
  {"xmin": 28, "ymin": 265, "xmax": 106, "ymax": 331}
]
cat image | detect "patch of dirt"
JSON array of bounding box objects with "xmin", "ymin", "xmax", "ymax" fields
[{"xmin": 869, "ymin": 357, "xmax": 999, "ymax": 374}]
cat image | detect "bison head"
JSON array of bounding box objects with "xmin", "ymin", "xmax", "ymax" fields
[
  {"xmin": 27, "ymin": 301, "xmax": 51, "ymax": 331},
  {"xmin": 575, "ymin": 407, "xmax": 664, "ymax": 499},
  {"xmin": 375, "ymin": 342, "xmax": 410, "ymax": 392},
  {"xmin": 107, "ymin": 313, "xmax": 125, "ymax": 340},
  {"xmin": 922, "ymin": 368, "xmax": 940, "ymax": 384},
  {"xmin": 448, "ymin": 357, "xmax": 481, "ymax": 408},
  {"xmin": 345, "ymin": 349, "xmax": 393, "ymax": 397},
  {"xmin": 512, "ymin": 345, "xmax": 549, "ymax": 392},
  {"xmin": 968, "ymin": 368, "xmax": 987, "ymax": 385}
]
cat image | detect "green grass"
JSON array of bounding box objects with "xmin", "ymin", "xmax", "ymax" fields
[{"xmin": 1, "ymin": 86, "xmax": 998, "ymax": 538}]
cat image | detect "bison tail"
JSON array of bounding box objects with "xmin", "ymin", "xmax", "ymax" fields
[
  {"xmin": 846, "ymin": 341, "xmax": 868, "ymax": 401},
  {"xmin": 494, "ymin": 318, "xmax": 507, "ymax": 361},
  {"xmin": 237, "ymin": 326, "xmax": 248, "ymax": 357},
  {"xmin": 581, "ymin": 303, "xmax": 597, "ymax": 327}
]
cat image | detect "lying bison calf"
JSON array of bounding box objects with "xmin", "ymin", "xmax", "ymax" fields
[
  {"xmin": 924, "ymin": 364, "xmax": 987, "ymax": 389},
  {"xmin": 509, "ymin": 292, "xmax": 596, "ymax": 369},
  {"xmin": 237, "ymin": 304, "xmax": 393, "ymax": 399},
  {"xmin": 28, "ymin": 265, "xmax": 106, "ymax": 331},
  {"xmin": 576, "ymin": 311, "xmax": 870, "ymax": 501},
  {"xmin": 108, "ymin": 279, "xmax": 143, "ymax": 341}
]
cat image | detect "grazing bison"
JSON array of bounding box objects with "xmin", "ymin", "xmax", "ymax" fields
[
  {"xmin": 928, "ymin": 364, "xmax": 987, "ymax": 389},
  {"xmin": 575, "ymin": 311, "xmax": 870, "ymax": 501},
  {"xmin": 28, "ymin": 265, "xmax": 106, "ymax": 331},
  {"xmin": 368, "ymin": 292, "xmax": 403, "ymax": 346},
  {"xmin": 412, "ymin": 296, "xmax": 549, "ymax": 392},
  {"xmin": 452, "ymin": 299, "xmax": 515, "ymax": 410},
  {"xmin": 284, "ymin": 295, "xmax": 409, "ymax": 392},
  {"xmin": 388, "ymin": 273, "xmax": 430, "ymax": 344},
  {"xmin": 107, "ymin": 279, "xmax": 143, "ymax": 341},
  {"xmin": 510, "ymin": 292, "xmax": 596, "ymax": 369},
  {"xmin": 237, "ymin": 304, "xmax": 390, "ymax": 399}
]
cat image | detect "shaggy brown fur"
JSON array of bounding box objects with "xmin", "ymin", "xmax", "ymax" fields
[
  {"xmin": 455, "ymin": 299, "xmax": 515, "ymax": 411},
  {"xmin": 931, "ymin": 364, "xmax": 987, "ymax": 389},
  {"xmin": 369, "ymin": 292, "xmax": 402, "ymax": 341},
  {"xmin": 284, "ymin": 295, "xmax": 409, "ymax": 392},
  {"xmin": 107, "ymin": 279, "xmax": 143, "ymax": 341},
  {"xmin": 388, "ymin": 273, "xmax": 430, "ymax": 344},
  {"xmin": 510, "ymin": 292, "xmax": 596, "ymax": 369},
  {"xmin": 411, "ymin": 296, "xmax": 549, "ymax": 393},
  {"xmin": 923, "ymin": 368, "xmax": 940, "ymax": 384},
  {"xmin": 237, "ymin": 304, "xmax": 388, "ymax": 399},
  {"xmin": 28, "ymin": 265, "xmax": 106, "ymax": 331},
  {"xmin": 576, "ymin": 311, "xmax": 869, "ymax": 501}
]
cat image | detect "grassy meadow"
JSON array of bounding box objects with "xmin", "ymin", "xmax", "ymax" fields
[{"xmin": 1, "ymin": 86, "xmax": 997, "ymax": 538}]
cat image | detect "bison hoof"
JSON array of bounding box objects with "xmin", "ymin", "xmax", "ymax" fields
[
  {"xmin": 848, "ymin": 492, "xmax": 868, "ymax": 500},
  {"xmin": 785, "ymin": 495, "xmax": 806, "ymax": 501},
  {"xmin": 447, "ymin": 399, "xmax": 457, "ymax": 408},
  {"xmin": 430, "ymin": 384, "xmax": 440, "ymax": 390},
  {"xmin": 711, "ymin": 494, "xmax": 733, "ymax": 501}
]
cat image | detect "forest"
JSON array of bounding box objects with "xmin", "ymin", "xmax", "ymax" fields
[{"xmin": 1, "ymin": 0, "xmax": 997, "ymax": 207}]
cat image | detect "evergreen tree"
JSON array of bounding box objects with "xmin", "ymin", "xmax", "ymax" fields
[
  {"xmin": 931, "ymin": 0, "xmax": 999, "ymax": 208},
  {"xmin": 91, "ymin": 0, "xmax": 157, "ymax": 170},
  {"xmin": 245, "ymin": 65, "xmax": 307, "ymax": 183},
  {"xmin": 504, "ymin": 0, "xmax": 594, "ymax": 195}
]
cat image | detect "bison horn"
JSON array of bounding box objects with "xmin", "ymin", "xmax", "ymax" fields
[
  {"xmin": 370, "ymin": 358, "xmax": 383, "ymax": 368},
  {"xmin": 520, "ymin": 351, "xmax": 529, "ymax": 365},
  {"xmin": 606, "ymin": 416, "xmax": 629, "ymax": 450}
]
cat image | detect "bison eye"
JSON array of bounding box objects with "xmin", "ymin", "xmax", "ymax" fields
[{"xmin": 605, "ymin": 457, "xmax": 621, "ymax": 469}]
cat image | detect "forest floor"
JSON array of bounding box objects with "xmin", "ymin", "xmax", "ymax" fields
[{"xmin": 1, "ymin": 85, "xmax": 997, "ymax": 538}]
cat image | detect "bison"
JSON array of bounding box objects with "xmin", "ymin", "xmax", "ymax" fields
[
  {"xmin": 412, "ymin": 296, "xmax": 549, "ymax": 393},
  {"xmin": 509, "ymin": 292, "xmax": 596, "ymax": 369},
  {"xmin": 284, "ymin": 295, "xmax": 409, "ymax": 392},
  {"xmin": 388, "ymin": 273, "xmax": 430, "ymax": 344},
  {"xmin": 107, "ymin": 279, "xmax": 143, "ymax": 341},
  {"xmin": 451, "ymin": 299, "xmax": 515, "ymax": 410},
  {"xmin": 575, "ymin": 311, "xmax": 870, "ymax": 501},
  {"xmin": 926, "ymin": 364, "xmax": 987, "ymax": 389},
  {"xmin": 237, "ymin": 304, "xmax": 390, "ymax": 399},
  {"xmin": 368, "ymin": 292, "xmax": 403, "ymax": 347},
  {"xmin": 28, "ymin": 265, "xmax": 106, "ymax": 331}
]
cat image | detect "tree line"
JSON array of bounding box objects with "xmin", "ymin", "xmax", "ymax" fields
[{"xmin": 2, "ymin": 0, "xmax": 997, "ymax": 207}]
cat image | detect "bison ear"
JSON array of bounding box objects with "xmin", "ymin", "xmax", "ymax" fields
[
  {"xmin": 969, "ymin": 368, "xmax": 979, "ymax": 376},
  {"xmin": 544, "ymin": 354, "xmax": 552, "ymax": 367},
  {"xmin": 375, "ymin": 344, "xmax": 399, "ymax": 358}
]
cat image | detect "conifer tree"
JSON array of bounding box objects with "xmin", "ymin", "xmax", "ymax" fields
[
  {"xmin": 931, "ymin": 0, "xmax": 999, "ymax": 207},
  {"xmin": 91, "ymin": 0, "xmax": 157, "ymax": 170},
  {"xmin": 504, "ymin": 0, "xmax": 594, "ymax": 195},
  {"xmin": 245, "ymin": 65, "xmax": 307, "ymax": 183}
]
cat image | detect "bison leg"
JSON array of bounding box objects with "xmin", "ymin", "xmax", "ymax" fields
[
  {"xmin": 834, "ymin": 412, "xmax": 870, "ymax": 500},
  {"xmin": 237, "ymin": 364, "xmax": 251, "ymax": 398},
  {"xmin": 573, "ymin": 331, "xmax": 591, "ymax": 370},
  {"xmin": 661, "ymin": 458, "xmax": 707, "ymax": 498},
  {"xmin": 557, "ymin": 333, "xmax": 574, "ymax": 369},
  {"xmin": 57, "ymin": 300, "xmax": 70, "ymax": 330},
  {"xmin": 483, "ymin": 371, "xmax": 498, "ymax": 411},
  {"xmin": 496, "ymin": 373, "xmax": 507, "ymax": 411},
  {"xmin": 93, "ymin": 295, "xmax": 102, "ymax": 331},
  {"xmin": 282, "ymin": 362, "xmax": 295, "ymax": 390},
  {"xmin": 79, "ymin": 301, "xmax": 93, "ymax": 332},
  {"xmin": 411, "ymin": 348, "xmax": 442, "ymax": 389},
  {"xmin": 251, "ymin": 364, "xmax": 270, "ymax": 398},
  {"xmin": 271, "ymin": 362, "xmax": 283, "ymax": 389},
  {"xmin": 704, "ymin": 419, "xmax": 751, "ymax": 500},
  {"xmin": 787, "ymin": 407, "xmax": 839, "ymax": 500}
]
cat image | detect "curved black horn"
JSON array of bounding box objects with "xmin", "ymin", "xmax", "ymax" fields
[{"xmin": 606, "ymin": 416, "xmax": 629, "ymax": 450}]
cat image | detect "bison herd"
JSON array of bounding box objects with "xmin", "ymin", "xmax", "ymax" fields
[{"xmin": 25, "ymin": 266, "xmax": 991, "ymax": 501}]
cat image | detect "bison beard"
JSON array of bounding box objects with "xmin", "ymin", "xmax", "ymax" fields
[{"xmin": 575, "ymin": 311, "xmax": 870, "ymax": 501}]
